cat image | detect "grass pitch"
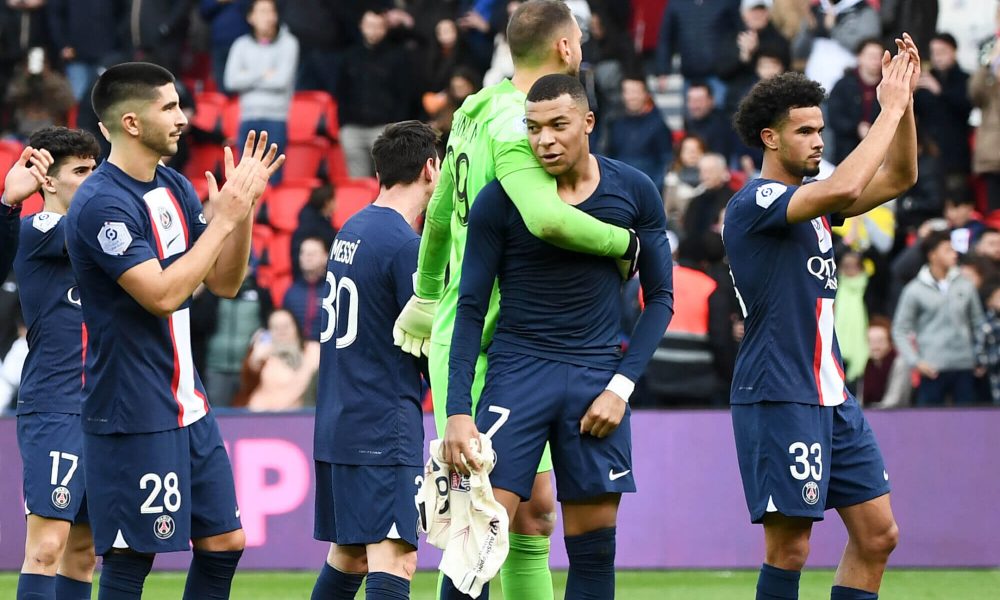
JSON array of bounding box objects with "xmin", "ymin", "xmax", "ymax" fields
[{"xmin": 2, "ymin": 568, "xmax": 999, "ymax": 598}]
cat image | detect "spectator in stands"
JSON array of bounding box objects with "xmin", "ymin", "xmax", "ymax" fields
[
  {"xmin": 605, "ymin": 75, "xmax": 672, "ymax": 189},
  {"xmin": 0, "ymin": 314, "xmax": 26, "ymax": 412},
  {"xmin": 4, "ymin": 48, "xmax": 74, "ymax": 141},
  {"xmin": 482, "ymin": 0, "xmax": 520, "ymax": 87},
  {"xmin": 703, "ymin": 230, "xmax": 743, "ymax": 384},
  {"xmin": 278, "ymin": 0, "xmax": 344, "ymax": 94},
  {"xmin": 337, "ymin": 10, "xmax": 413, "ymax": 177},
  {"xmin": 859, "ymin": 316, "xmax": 912, "ymax": 407},
  {"xmin": 283, "ymin": 236, "xmax": 327, "ymax": 341},
  {"xmin": 664, "ymin": 134, "xmax": 707, "ymax": 223},
  {"xmin": 0, "ymin": 1, "xmax": 50, "ymax": 124},
  {"xmin": 199, "ymin": 269, "xmax": 273, "ymax": 407},
  {"xmin": 970, "ymin": 26, "xmax": 1000, "ymax": 211},
  {"xmin": 224, "ymin": 0, "xmax": 298, "ymax": 184},
  {"xmin": 126, "ymin": 0, "xmax": 195, "ymax": 75},
  {"xmin": 684, "ymin": 83, "xmax": 734, "ymax": 163},
  {"xmin": 914, "ymin": 33, "xmax": 972, "ymax": 196},
  {"xmin": 945, "ymin": 196, "xmax": 986, "ymax": 255},
  {"xmin": 291, "ymin": 183, "xmax": 338, "ymax": 280},
  {"xmin": 976, "ymin": 279, "xmax": 1000, "ymax": 404},
  {"xmin": 793, "ymin": 0, "xmax": 880, "ymax": 66},
  {"xmin": 234, "ymin": 308, "xmax": 320, "ymax": 411},
  {"xmin": 421, "ymin": 18, "xmax": 480, "ymax": 96},
  {"xmin": 426, "ymin": 66, "xmax": 481, "ymax": 156},
  {"xmin": 893, "ymin": 230, "xmax": 984, "ymax": 406},
  {"xmin": 894, "ymin": 132, "xmax": 945, "ymax": 240},
  {"xmin": 655, "ymin": 0, "xmax": 742, "ymax": 104},
  {"xmin": 880, "ymin": 0, "xmax": 938, "ymax": 59},
  {"xmin": 199, "ymin": 0, "xmax": 251, "ymax": 94},
  {"xmin": 974, "ymin": 228, "xmax": 1000, "ymax": 264},
  {"xmin": 583, "ymin": 0, "xmax": 636, "ymax": 123},
  {"xmin": 47, "ymin": 0, "xmax": 126, "ymax": 101},
  {"xmin": 835, "ymin": 250, "xmax": 870, "ymax": 388},
  {"xmin": 827, "ymin": 37, "xmax": 884, "ymax": 165},
  {"xmin": 725, "ymin": 49, "xmax": 788, "ymax": 175},
  {"xmin": 684, "ymin": 154, "xmax": 732, "ymax": 240},
  {"xmin": 720, "ymin": 0, "xmax": 791, "ymax": 93}
]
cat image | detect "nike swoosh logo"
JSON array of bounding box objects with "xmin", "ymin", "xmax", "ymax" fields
[
  {"xmin": 167, "ymin": 233, "xmax": 181, "ymax": 248},
  {"xmin": 608, "ymin": 469, "xmax": 631, "ymax": 481}
]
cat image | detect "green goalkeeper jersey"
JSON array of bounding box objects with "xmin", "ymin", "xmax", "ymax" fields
[{"xmin": 416, "ymin": 79, "xmax": 630, "ymax": 347}]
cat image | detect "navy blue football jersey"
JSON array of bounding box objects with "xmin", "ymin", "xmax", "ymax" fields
[
  {"xmin": 723, "ymin": 178, "xmax": 848, "ymax": 406},
  {"xmin": 313, "ymin": 205, "xmax": 424, "ymax": 467},
  {"xmin": 13, "ymin": 212, "xmax": 84, "ymax": 415},
  {"xmin": 65, "ymin": 161, "xmax": 210, "ymax": 434}
]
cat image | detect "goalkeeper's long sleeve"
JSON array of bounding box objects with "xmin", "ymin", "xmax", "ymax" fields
[{"xmin": 415, "ymin": 156, "xmax": 456, "ymax": 300}]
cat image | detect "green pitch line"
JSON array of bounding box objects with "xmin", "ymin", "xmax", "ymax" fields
[{"xmin": 1, "ymin": 569, "xmax": 998, "ymax": 598}]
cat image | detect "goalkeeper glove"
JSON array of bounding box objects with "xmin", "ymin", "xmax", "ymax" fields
[
  {"xmin": 393, "ymin": 294, "xmax": 438, "ymax": 358},
  {"xmin": 615, "ymin": 229, "xmax": 640, "ymax": 280}
]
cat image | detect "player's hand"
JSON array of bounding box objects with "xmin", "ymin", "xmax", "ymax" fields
[
  {"xmin": 895, "ymin": 33, "xmax": 921, "ymax": 95},
  {"xmin": 917, "ymin": 361, "xmax": 939, "ymax": 380},
  {"xmin": 443, "ymin": 414, "xmax": 482, "ymax": 475},
  {"xmin": 393, "ymin": 294, "xmax": 438, "ymax": 358},
  {"xmin": 580, "ymin": 390, "xmax": 626, "ymax": 438},
  {"xmin": 876, "ymin": 48, "xmax": 914, "ymax": 116},
  {"xmin": 615, "ymin": 229, "xmax": 640, "ymax": 281},
  {"xmin": 205, "ymin": 131, "xmax": 285, "ymax": 228},
  {"xmin": 2, "ymin": 146, "xmax": 53, "ymax": 206}
]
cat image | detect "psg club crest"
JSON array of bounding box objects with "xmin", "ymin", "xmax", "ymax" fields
[
  {"xmin": 802, "ymin": 481, "xmax": 820, "ymax": 505},
  {"xmin": 158, "ymin": 206, "xmax": 174, "ymax": 230},
  {"xmin": 154, "ymin": 514, "xmax": 176, "ymax": 540},
  {"xmin": 51, "ymin": 486, "xmax": 71, "ymax": 509}
]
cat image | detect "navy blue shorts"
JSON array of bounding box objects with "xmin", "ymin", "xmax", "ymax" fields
[
  {"xmin": 84, "ymin": 412, "xmax": 241, "ymax": 554},
  {"xmin": 476, "ymin": 352, "xmax": 635, "ymax": 502},
  {"xmin": 18, "ymin": 412, "xmax": 88, "ymax": 524},
  {"xmin": 313, "ymin": 461, "xmax": 420, "ymax": 549},
  {"xmin": 732, "ymin": 396, "xmax": 891, "ymax": 524}
]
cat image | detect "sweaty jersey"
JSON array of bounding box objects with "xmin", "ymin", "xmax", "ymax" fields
[
  {"xmin": 66, "ymin": 161, "xmax": 210, "ymax": 434},
  {"xmin": 448, "ymin": 157, "xmax": 674, "ymax": 416},
  {"xmin": 13, "ymin": 212, "xmax": 84, "ymax": 415},
  {"xmin": 723, "ymin": 178, "xmax": 848, "ymax": 407},
  {"xmin": 427, "ymin": 79, "xmax": 547, "ymax": 347},
  {"xmin": 314, "ymin": 205, "xmax": 424, "ymax": 467}
]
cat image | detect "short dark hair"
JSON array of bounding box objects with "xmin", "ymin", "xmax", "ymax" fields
[
  {"xmin": 306, "ymin": 182, "xmax": 335, "ymax": 211},
  {"xmin": 526, "ymin": 73, "xmax": 589, "ymax": 109},
  {"xmin": 621, "ymin": 73, "xmax": 648, "ymax": 88},
  {"xmin": 507, "ymin": 0, "xmax": 576, "ymax": 66},
  {"xmin": 247, "ymin": 0, "xmax": 277, "ymax": 16},
  {"xmin": 921, "ymin": 229, "xmax": 953, "ymax": 260},
  {"xmin": 300, "ymin": 235, "xmax": 330, "ymax": 254},
  {"xmin": 91, "ymin": 62, "xmax": 175, "ymax": 130},
  {"xmin": 733, "ymin": 72, "xmax": 826, "ymax": 149},
  {"xmin": 27, "ymin": 126, "xmax": 100, "ymax": 177},
  {"xmin": 931, "ymin": 32, "xmax": 958, "ymax": 49},
  {"xmin": 687, "ymin": 82, "xmax": 713, "ymax": 98},
  {"xmin": 945, "ymin": 195, "xmax": 976, "ymax": 208},
  {"xmin": 371, "ymin": 120, "xmax": 439, "ymax": 189},
  {"xmin": 855, "ymin": 37, "xmax": 883, "ymax": 55}
]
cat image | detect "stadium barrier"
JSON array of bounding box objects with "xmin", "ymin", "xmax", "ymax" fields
[{"xmin": 1, "ymin": 409, "xmax": 997, "ymax": 569}]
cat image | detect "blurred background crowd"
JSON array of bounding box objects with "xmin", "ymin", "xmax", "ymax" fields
[{"xmin": 0, "ymin": 0, "xmax": 998, "ymax": 412}]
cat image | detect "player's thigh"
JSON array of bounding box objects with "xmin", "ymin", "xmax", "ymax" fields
[
  {"xmin": 18, "ymin": 413, "xmax": 88, "ymax": 524},
  {"xmin": 187, "ymin": 413, "xmax": 243, "ymax": 546},
  {"xmin": 83, "ymin": 428, "xmax": 193, "ymax": 555},
  {"xmin": 24, "ymin": 514, "xmax": 71, "ymax": 560},
  {"xmin": 826, "ymin": 396, "xmax": 891, "ymax": 511},
  {"xmin": 366, "ymin": 539, "xmax": 418, "ymax": 579},
  {"xmin": 836, "ymin": 492, "xmax": 898, "ymax": 555},
  {"xmin": 475, "ymin": 352, "xmax": 558, "ymax": 502},
  {"xmin": 429, "ymin": 342, "xmax": 488, "ymax": 437},
  {"xmin": 561, "ymin": 493, "xmax": 621, "ymax": 537},
  {"xmin": 512, "ymin": 472, "xmax": 557, "ymax": 537},
  {"xmin": 327, "ymin": 543, "xmax": 368, "ymax": 574},
  {"xmin": 550, "ymin": 366, "xmax": 635, "ymax": 503},
  {"xmin": 731, "ymin": 401, "xmax": 832, "ymax": 524},
  {"xmin": 316, "ymin": 463, "xmax": 421, "ymax": 549}
]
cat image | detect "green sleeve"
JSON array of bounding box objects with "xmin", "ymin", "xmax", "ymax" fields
[
  {"xmin": 414, "ymin": 156, "xmax": 455, "ymax": 300},
  {"xmin": 498, "ymin": 165, "xmax": 630, "ymax": 258}
]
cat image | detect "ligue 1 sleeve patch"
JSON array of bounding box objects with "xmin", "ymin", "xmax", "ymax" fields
[
  {"xmin": 756, "ymin": 182, "xmax": 787, "ymax": 209},
  {"xmin": 98, "ymin": 221, "xmax": 132, "ymax": 255},
  {"xmin": 198, "ymin": 212, "xmax": 207, "ymax": 225},
  {"xmin": 32, "ymin": 212, "xmax": 61, "ymax": 233}
]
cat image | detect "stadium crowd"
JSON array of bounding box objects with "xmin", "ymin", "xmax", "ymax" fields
[{"xmin": 0, "ymin": 0, "xmax": 998, "ymax": 411}]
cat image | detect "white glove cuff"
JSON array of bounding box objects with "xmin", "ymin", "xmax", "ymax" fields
[{"xmin": 605, "ymin": 374, "xmax": 635, "ymax": 403}]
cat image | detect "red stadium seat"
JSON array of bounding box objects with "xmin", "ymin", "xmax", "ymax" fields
[
  {"xmin": 267, "ymin": 231, "xmax": 293, "ymax": 276},
  {"xmin": 191, "ymin": 92, "xmax": 228, "ymax": 132},
  {"xmin": 333, "ymin": 179, "xmax": 379, "ymax": 228},
  {"xmin": 268, "ymin": 184, "xmax": 314, "ymax": 232},
  {"xmin": 282, "ymin": 138, "xmax": 330, "ymax": 184},
  {"xmin": 0, "ymin": 139, "xmax": 24, "ymax": 173},
  {"xmin": 251, "ymin": 223, "xmax": 274, "ymax": 261},
  {"xmin": 222, "ymin": 98, "xmax": 241, "ymax": 141},
  {"xmin": 327, "ymin": 143, "xmax": 351, "ymax": 183},
  {"xmin": 270, "ymin": 272, "xmax": 293, "ymax": 307},
  {"xmin": 183, "ymin": 142, "xmax": 225, "ymax": 183},
  {"xmin": 288, "ymin": 91, "xmax": 339, "ymax": 142}
]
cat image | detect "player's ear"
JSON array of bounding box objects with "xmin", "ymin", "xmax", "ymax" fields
[
  {"xmin": 760, "ymin": 127, "xmax": 779, "ymax": 151},
  {"xmin": 584, "ymin": 111, "xmax": 596, "ymax": 135},
  {"xmin": 423, "ymin": 156, "xmax": 439, "ymax": 183},
  {"xmin": 41, "ymin": 174, "xmax": 56, "ymax": 195},
  {"xmin": 120, "ymin": 111, "xmax": 141, "ymax": 138}
]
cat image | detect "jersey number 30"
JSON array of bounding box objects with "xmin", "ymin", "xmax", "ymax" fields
[{"xmin": 321, "ymin": 273, "xmax": 359, "ymax": 347}]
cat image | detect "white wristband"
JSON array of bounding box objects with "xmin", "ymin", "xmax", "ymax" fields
[
  {"xmin": 0, "ymin": 192, "xmax": 12, "ymax": 208},
  {"xmin": 605, "ymin": 374, "xmax": 635, "ymax": 403}
]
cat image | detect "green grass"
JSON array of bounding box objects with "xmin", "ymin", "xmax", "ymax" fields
[{"xmin": 2, "ymin": 569, "xmax": 998, "ymax": 598}]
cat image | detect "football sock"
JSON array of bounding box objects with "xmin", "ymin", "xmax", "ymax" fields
[
  {"xmin": 756, "ymin": 563, "xmax": 800, "ymax": 600},
  {"xmin": 97, "ymin": 552, "xmax": 154, "ymax": 600},
  {"xmin": 17, "ymin": 573, "xmax": 55, "ymax": 599},
  {"xmin": 831, "ymin": 585, "xmax": 878, "ymax": 599},
  {"xmin": 564, "ymin": 527, "xmax": 616, "ymax": 600},
  {"xmin": 365, "ymin": 572, "xmax": 409, "ymax": 600},
  {"xmin": 55, "ymin": 574, "xmax": 92, "ymax": 599},
  {"xmin": 181, "ymin": 549, "xmax": 243, "ymax": 599},
  {"xmin": 439, "ymin": 574, "xmax": 488, "ymax": 599},
  {"xmin": 311, "ymin": 562, "xmax": 365, "ymax": 600},
  {"xmin": 500, "ymin": 533, "xmax": 553, "ymax": 600}
]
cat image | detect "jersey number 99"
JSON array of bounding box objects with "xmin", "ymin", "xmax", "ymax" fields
[{"xmin": 321, "ymin": 272, "xmax": 359, "ymax": 347}]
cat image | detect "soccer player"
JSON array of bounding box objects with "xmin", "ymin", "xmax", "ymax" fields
[
  {"xmin": 64, "ymin": 62, "xmax": 283, "ymax": 600},
  {"xmin": 311, "ymin": 121, "xmax": 438, "ymax": 600},
  {"xmin": 13, "ymin": 127, "xmax": 99, "ymax": 600},
  {"xmin": 724, "ymin": 35, "xmax": 920, "ymax": 600},
  {"xmin": 445, "ymin": 74, "xmax": 673, "ymax": 600},
  {"xmin": 1, "ymin": 145, "xmax": 54, "ymax": 282},
  {"xmin": 393, "ymin": 3, "xmax": 638, "ymax": 597}
]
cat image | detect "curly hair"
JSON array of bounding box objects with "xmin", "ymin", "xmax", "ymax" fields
[{"xmin": 732, "ymin": 73, "xmax": 825, "ymax": 149}]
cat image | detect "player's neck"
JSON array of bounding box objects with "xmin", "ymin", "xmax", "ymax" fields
[
  {"xmin": 108, "ymin": 140, "xmax": 162, "ymax": 183},
  {"xmin": 511, "ymin": 64, "xmax": 563, "ymax": 94},
  {"xmin": 760, "ymin": 155, "xmax": 803, "ymax": 187},
  {"xmin": 373, "ymin": 185, "xmax": 425, "ymax": 229},
  {"xmin": 41, "ymin": 197, "xmax": 68, "ymax": 216},
  {"xmin": 555, "ymin": 154, "xmax": 599, "ymax": 204}
]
